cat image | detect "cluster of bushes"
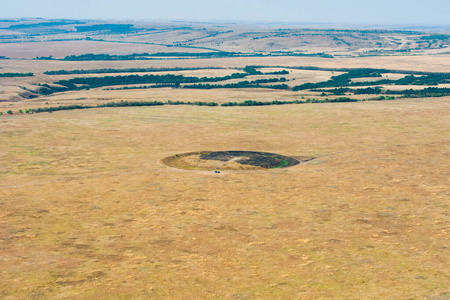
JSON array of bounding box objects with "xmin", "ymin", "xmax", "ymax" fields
[
  {"xmin": 184, "ymin": 78, "xmax": 289, "ymax": 90},
  {"xmin": 37, "ymin": 72, "xmax": 251, "ymax": 95},
  {"xmin": 251, "ymin": 78, "xmax": 287, "ymax": 83},
  {"xmin": 264, "ymin": 70, "xmax": 289, "ymax": 75},
  {"xmin": 373, "ymin": 96, "xmax": 395, "ymax": 101},
  {"xmin": 75, "ymin": 24, "xmax": 135, "ymax": 33},
  {"xmin": 166, "ymin": 100, "xmax": 218, "ymax": 106},
  {"xmin": 221, "ymin": 97, "xmax": 357, "ymax": 106},
  {"xmin": 292, "ymin": 68, "xmax": 383, "ymax": 90},
  {"xmin": 344, "ymin": 74, "xmax": 450, "ymax": 87},
  {"xmin": 385, "ymin": 87, "xmax": 450, "ymax": 98},
  {"xmin": 60, "ymin": 53, "xmax": 148, "ymax": 61},
  {"xmin": 44, "ymin": 67, "xmax": 222, "ymax": 75},
  {"xmin": 202, "ymin": 72, "xmax": 248, "ymax": 82},
  {"xmin": 254, "ymin": 51, "xmax": 333, "ymax": 58},
  {"xmin": 352, "ymin": 87, "xmax": 383, "ymax": 94},
  {"xmin": 293, "ymin": 69, "xmax": 450, "ymax": 91},
  {"xmin": 143, "ymin": 52, "xmax": 240, "ymax": 58},
  {"xmin": 221, "ymin": 100, "xmax": 302, "ymax": 106},
  {"xmin": 393, "ymin": 74, "xmax": 450, "ymax": 86},
  {"xmin": 101, "ymin": 77, "xmax": 289, "ymax": 91},
  {"xmin": 316, "ymin": 87, "xmax": 383, "ymax": 95},
  {"xmin": 186, "ymin": 83, "xmax": 290, "ymax": 90},
  {"xmin": 35, "ymin": 52, "xmax": 333, "ymax": 61},
  {"xmin": 18, "ymin": 98, "xmax": 359, "ymax": 115},
  {"xmin": 269, "ymin": 52, "xmax": 333, "ymax": 58},
  {"xmin": 241, "ymin": 66, "xmax": 289, "ymax": 75},
  {"xmin": 37, "ymin": 66, "xmax": 280, "ymax": 95},
  {"xmin": 282, "ymin": 66, "xmax": 447, "ymax": 76},
  {"xmin": 39, "ymin": 52, "xmax": 242, "ymax": 61},
  {"xmin": 419, "ymin": 35, "xmax": 449, "ymax": 41},
  {"xmin": 31, "ymin": 104, "xmax": 93, "ymax": 113},
  {"xmin": 8, "ymin": 21, "xmax": 83, "ymax": 30},
  {"xmin": 0, "ymin": 109, "xmax": 33, "ymax": 115},
  {"xmin": 243, "ymin": 66, "xmax": 263, "ymax": 75},
  {"xmin": 26, "ymin": 100, "xmax": 219, "ymax": 114},
  {"xmin": 185, "ymin": 82, "xmax": 239, "ymax": 90},
  {"xmin": 31, "ymin": 66, "xmax": 450, "ymax": 99},
  {"xmin": 38, "ymin": 83, "xmax": 76, "ymax": 95},
  {"xmin": 0, "ymin": 73, "xmax": 33, "ymax": 77},
  {"xmin": 323, "ymin": 87, "xmax": 450, "ymax": 98},
  {"xmin": 104, "ymin": 83, "xmax": 180, "ymax": 90},
  {"xmin": 6, "ymin": 93, "xmax": 428, "ymax": 116}
]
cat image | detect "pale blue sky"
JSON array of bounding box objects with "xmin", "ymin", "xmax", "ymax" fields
[{"xmin": 2, "ymin": 0, "xmax": 449, "ymax": 25}]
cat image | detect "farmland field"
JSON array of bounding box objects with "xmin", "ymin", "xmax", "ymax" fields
[{"xmin": 0, "ymin": 18, "xmax": 449, "ymax": 299}]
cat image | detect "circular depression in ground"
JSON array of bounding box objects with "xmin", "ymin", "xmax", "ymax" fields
[{"xmin": 162, "ymin": 150, "xmax": 314, "ymax": 171}]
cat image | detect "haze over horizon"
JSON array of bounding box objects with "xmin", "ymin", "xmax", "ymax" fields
[{"xmin": 2, "ymin": 0, "xmax": 450, "ymax": 26}]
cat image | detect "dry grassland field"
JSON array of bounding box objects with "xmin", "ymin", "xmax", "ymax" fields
[{"xmin": 0, "ymin": 19, "xmax": 449, "ymax": 299}]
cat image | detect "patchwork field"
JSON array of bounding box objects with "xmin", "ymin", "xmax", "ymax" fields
[{"xmin": 2, "ymin": 54, "xmax": 450, "ymax": 112}]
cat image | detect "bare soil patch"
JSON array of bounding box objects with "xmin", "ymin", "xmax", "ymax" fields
[{"xmin": 162, "ymin": 150, "xmax": 313, "ymax": 171}]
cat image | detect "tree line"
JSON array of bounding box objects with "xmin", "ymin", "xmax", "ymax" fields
[
  {"xmin": 31, "ymin": 66, "xmax": 450, "ymax": 99},
  {"xmin": 0, "ymin": 72, "xmax": 33, "ymax": 77},
  {"xmin": 292, "ymin": 69, "xmax": 450, "ymax": 91},
  {"xmin": 34, "ymin": 51, "xmax": 334, "ymax": 61},
  {"xmin": 9, "ymin": 97, "xmax": 359, "ymax": 115},
  {"xmin": 37, "ymin": 72, "xmax": 250, "ymax": 95},
  {"xmin": 44, "ymin": 67, "xmax": 224, "ymax": 75}
]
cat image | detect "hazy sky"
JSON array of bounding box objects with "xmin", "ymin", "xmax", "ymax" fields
[{"xmin": 2, "ymin": 0, "xmax": 449, "ymax": 25}]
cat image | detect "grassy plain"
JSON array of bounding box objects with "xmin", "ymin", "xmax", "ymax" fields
[
  {"xmin": 0, "ymin": 98, "xmax": 449, "ymax": 299},
  {"xmin": 0, "ymin": 19, "xmax": 449, "ymax": 299}
]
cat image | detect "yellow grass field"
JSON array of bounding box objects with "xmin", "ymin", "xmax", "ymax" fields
[
  {"xmin": 1, "ymin": 19, "xmax": 449, "ymax": 299},
  {"xmin": 1, "ymin": 98, "xmax": 449, "ymax": 299}
]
